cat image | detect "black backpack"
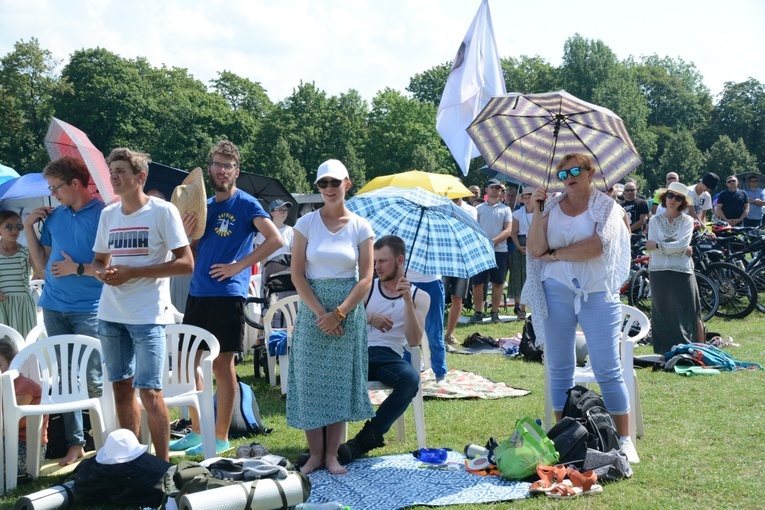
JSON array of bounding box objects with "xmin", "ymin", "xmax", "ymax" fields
[
  {"xmin": 546, "ymin": 417, "xmax": 588, "ymax": 468},
  {"xmin": 561, "ymin": 385, "xmax": 620, "ymax": 453},
  {"xmin": 519, "ymin": 314, "xmax": 543, "ymax": 362},
  {"xmin": 73, "ymin": 453, "xmax": 171, "ymax": 507}
]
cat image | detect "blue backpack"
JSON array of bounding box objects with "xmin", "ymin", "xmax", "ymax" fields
[
  {"xmin": 214, "ymin": 376, "xmax": 271, "ymax": 437},
  {"xmin": 664, "ymin": 343, "xmax": 762, "ymax": 371}
]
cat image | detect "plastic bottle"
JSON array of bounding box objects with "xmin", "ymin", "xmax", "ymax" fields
[
  {"xmin": 464, "ymin": 444, "xmax": 491, "ymax": 458},
  {"xmin": 414, "ymin": 447, "xmax": 448, "ymax": 464},
  {"xmin": 294, "ymin": 503, "xmax": 350, "ymax": 510}
]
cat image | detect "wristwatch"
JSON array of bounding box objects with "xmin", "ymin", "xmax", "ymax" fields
[{"xmin": 77, "ymin": 263, "xmax": 85, "ymax": 276}]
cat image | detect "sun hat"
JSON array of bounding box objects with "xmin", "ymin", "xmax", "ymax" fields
[
  {"xmin": 522, "ymin": 186, "xmax": 536, "ymax": 195},
  {"xmin": 269, "ymin": 198, "xmax": 293, "ymax": 212},
  {"xmin": 315, "ymin": 159, "xmax": 349, "ymax": 183},
  {"xmin": 662, "ymin": 181, "xmax": 692, "ymax": 203},
  {"xmin": 96, "ymin": 429, "xmax": 148, "ymax": 465},
  {"xmin": 170, "ymin": 167, "xmax": 207, "ymax": 239}
]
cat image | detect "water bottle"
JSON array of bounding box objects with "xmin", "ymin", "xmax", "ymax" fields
[
  {"xmin": 414, "ymin": 447, "xmax": 448, "ymax": 464},
  {"xmin": 295, "ymin": 503, "xmax": 350, "ymax": 510},
  {"xmin": 464, "ymin": 444, "xmax": 491, "ymax": 458}
]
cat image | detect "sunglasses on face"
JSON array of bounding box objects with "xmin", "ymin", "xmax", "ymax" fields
[
  {"xmin": 624, "ymin": 188, "xmax": 636, "ymax": 192},
  {"xmin": 556, "ymin": 166, "xmax": 582, "ymax": 181},
  {"xmin": 666, "ymin": 192, "xmax": 684, "ymax": 201},
  {"xmin": 317, "ymin": 179, "xmax": 342, "ymax": 189},
  {"xmin": 3, "ymin": 223, "xmax": 24, "ymax": 232}
]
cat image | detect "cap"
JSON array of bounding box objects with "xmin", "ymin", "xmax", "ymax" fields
[
  {"xmin": 701, "ymin": 173, "xmax": 719, "ymax": 191},
  {"xmin": 269, "ymin": 199, "xmax": 293, "ymax": 212},
  {"xmin": 315, "ymin": 159, "xmax": 349, "ymax": 183},
  {"xmin": 522, "ymin": 186, "xmax": 536, "ymax": 195},
  {"xmin": 486, "ymin": 178, "xmax": 502, "ymax": 187}
]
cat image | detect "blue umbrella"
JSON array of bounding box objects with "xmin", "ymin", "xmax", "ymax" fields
[
  {"xmin": 0, "ymin": 163, "xmax": 20, "ymax": 185},
  {"xmin": 347, "ymin": 187, "xmax": 496, "ymax": 278},
  {"xmin": 0, "ymin": 173, "xmax": 51, "ymax": 200}
]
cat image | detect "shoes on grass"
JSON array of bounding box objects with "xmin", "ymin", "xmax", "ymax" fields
[
  {"xmin": 490, "ymin": 312, "xmax": 501, "ymax": 323},
  {"xmin": 186, "ymin": 437, "xmax": 231, "ymax": 456},
  {"xmin": 445, "ymin": 333, "xmax": 460, "ymax": 345},
  {"xmin": 169, "ymin": 431, "xmax": 202, "ymax": 451},
  {"xmin": 468, "ymin": 312, "xmax": 484, "ymax": 324},
  {"xmin": 618, "ymin": 436, "xmax": 640, "ymax": 464}
]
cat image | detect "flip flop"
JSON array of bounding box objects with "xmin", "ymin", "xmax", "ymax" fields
[{"xmin": 529, "ymin": 464, "xmax": 568, "ymax": 494}]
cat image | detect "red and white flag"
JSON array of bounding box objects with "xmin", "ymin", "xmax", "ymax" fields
[{"xmin": 436, "ymin": 0, "xmax": 506, "ymax": 176}]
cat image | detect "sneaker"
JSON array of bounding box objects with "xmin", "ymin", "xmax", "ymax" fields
[
  {"xmin": 468, "ymin": 312, "xmax": 484, "ymax": 324},
  {"xmin": 445, "ymin": 333, "xmax": 460, "ymax": 346},
  {"xmin": 186, "ymin": 437, "xmax": 231, "ymax": 456},
  {"xmin": 618, "ymin": 436, "xmax": 640, "ymax": 464},
  {"xmin": 169, "ymin": 431, "xmax": 202, "ymax": 451},
  {"xmin": 490, "ymin": 312, "xmax": 501, "ymax": 323}
]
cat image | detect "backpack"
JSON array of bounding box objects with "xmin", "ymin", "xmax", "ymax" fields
[
  {"xmin": 215, "ymin": 376, "xmax": 271, "ymax": 437},
  {"xmin": 519, "ymin": 314, "xmax": 543, "ymax": 362},
  {"xmin": 73, "ymin": 453, "xmax": 171, "ymax": 507},
  {"xmin": 546, "ymin": 417, "xmax": 588, "ymax": 468},
  {"xmin": 561, "ymin": 385, "xmax": 620, "ymax": 453}
]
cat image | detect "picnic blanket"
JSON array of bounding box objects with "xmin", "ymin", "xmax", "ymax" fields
[
  {"xmin": 305, "ymin": 452, "xmax": 529, "ymax": 509},
  {"xmin": 369, "ymin": 369, "xmax": 529, "ymax": 405}
]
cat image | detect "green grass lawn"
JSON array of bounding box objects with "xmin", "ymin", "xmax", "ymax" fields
[{"xmin": 3, "ymin": 313, "xmax": 763, "ymax": 509}]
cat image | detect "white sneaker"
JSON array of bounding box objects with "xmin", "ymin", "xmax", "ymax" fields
[{"xmin": 618, "ymin": 436, "xmax": 640, "ymax": 464}]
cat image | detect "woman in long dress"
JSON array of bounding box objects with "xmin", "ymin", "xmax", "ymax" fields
[
  {"xmin": 0, "ymin": 211, "xmax": 36, "ymax": 337},
  {"xmin": 287, "ymin": 159, "xmax": 375, "ymax": 475}
]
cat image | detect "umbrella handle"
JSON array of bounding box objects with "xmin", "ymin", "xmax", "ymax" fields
[{"xmin": 538, "ymin": 199, "xmax": 545, "ymax": 212}]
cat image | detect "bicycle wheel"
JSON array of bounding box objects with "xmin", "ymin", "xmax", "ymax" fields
[
  {"xmin": 694, "ymin": 272, "xmax": 719, "ymax": 322},
  {"xmin": 749, "ymin": 264, "xmax": 765, "ymax": 314},
  {"xmin": 627, "ymin": 268, "xmax": 652, "ymax": 316},
  {"xmin": 703, "ymin": 262, "xmax": 757, "ymax": 319}
]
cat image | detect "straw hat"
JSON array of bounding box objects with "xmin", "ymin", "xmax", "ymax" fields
[
  {"xmin": 662, "ymin": 181, "xmax": 692, "ymax": 203},
  {"xmin": 95, "ymin": 429, "xmax": 148, "ymax": 465},
  {"xmin": 171, "ymin": 167, "xmax": 207, "ymax": 239}
]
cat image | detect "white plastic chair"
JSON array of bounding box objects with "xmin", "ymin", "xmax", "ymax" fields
[
  {"xmin": 29, "ymin": 279, "xmax": 44, "ymax": 326},
  {"xmin": 363, "ymin": 344, "xmax": 427, "ymax": 449},
  {"xmin": 138, "ymin": 324, "xmax": 219, "ymax": 459},
  {"xmin": 262, "ymin": 295, "xmax": 300, "ymax": 394},
  {"xmin": 243, "ymin": 274, "xmax": 263, "ymax": 353},
  {"xmin": 0, "ymin": 324, "xmax": 25, "ymax": 494},
  {"xmin": 1, "ymin": 334, "xmax": 114, "ymax": 491},
  {"xmin": 544, "ymin": 304, "xmax": 650, "ymax": 444}
]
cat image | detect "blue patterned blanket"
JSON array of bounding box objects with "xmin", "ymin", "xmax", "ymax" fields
[{"xmin": 305, "ymin": 452, "xmax": 529, "ymax": 509}]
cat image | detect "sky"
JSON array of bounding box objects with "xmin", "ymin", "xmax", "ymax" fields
[{"xmin": 1, "ymin": 0, "xmax": 764, "ymax": 104}]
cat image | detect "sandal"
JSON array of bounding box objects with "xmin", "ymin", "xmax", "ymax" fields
[
  {"xmin": 547, "ymin": 468, "xmax": 602, "ymax": 498},
  {"xmin": 516, "ymin": 309, "xmax": 527, "ymax": 320},
  {"xmin": 529, "ymin": 464, "xmax": 567, "ymax": 494}
]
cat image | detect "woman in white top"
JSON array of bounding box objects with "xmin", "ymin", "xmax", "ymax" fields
[
  {"xmin": 509, "ymin": 186, "xmax": 534, "ymax": 319},
  {"xmin": 286, "ymin": 160, "xmax": 375, "ymax": 475},
  {"xmin": 645, "ymin": 182, "xmax": 703, "ymax": 354},
  {"xmin": 525, "ymin": 153, "xmax": 639, "ymax": 464}
]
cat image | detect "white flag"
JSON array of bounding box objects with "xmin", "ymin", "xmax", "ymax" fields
[{"xmin": 436, "ymin": 0, "xmax": 506, "ymax": 176}]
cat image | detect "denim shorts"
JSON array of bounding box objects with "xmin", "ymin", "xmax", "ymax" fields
[{"xmin": 98, "ymin": 320, "xmax": 166, "ymax": 389}]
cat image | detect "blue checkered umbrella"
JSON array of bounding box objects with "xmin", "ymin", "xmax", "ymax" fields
[{"xmin": 347, "ymin": 187, "xmax": 496, "ymax": 278}]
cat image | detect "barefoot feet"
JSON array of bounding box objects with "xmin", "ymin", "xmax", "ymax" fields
[
  {"xmin": 300, "ymin": 454, "xmax": 325, "ymax": 475},
  {"xmin": 325, "ymin": 454, "xmax": 347, "ymax": 475},
  {"xmin": 59, "ymin": 445, "xmax": 85, "ymax": 466}
]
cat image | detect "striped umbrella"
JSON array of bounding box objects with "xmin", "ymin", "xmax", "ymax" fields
[
  {"xmin": 466, "ymin": 90, "xmax": 642, "ymax": 193},
  {"xmin": 347, "ymin": 187, "xmax": 496, "ymax": 279}
]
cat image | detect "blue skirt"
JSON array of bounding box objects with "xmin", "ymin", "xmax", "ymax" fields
[{"xmin": 286, "ymin": 278, "xmax": 374, "ymax": 430}]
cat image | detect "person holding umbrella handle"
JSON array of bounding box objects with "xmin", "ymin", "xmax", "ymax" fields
[{"xmin": 524, "ymin": 153, "xmax": 639, "ymax": 464}]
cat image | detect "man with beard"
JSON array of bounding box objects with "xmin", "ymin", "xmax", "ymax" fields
[
  {"xmin": 341, "ymin": 235, "xmax": 429, "ymax": 460},
  {"xmin": 171, "ymin": 140, "xmax": 282, "ymax": 455}
]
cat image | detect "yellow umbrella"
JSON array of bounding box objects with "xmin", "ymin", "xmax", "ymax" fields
[{"xmin": 357, "ymin": 170, "xmax": 473, "ymax": 199}]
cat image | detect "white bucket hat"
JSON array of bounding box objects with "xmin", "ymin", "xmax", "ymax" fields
[{"xmin": 96, "ymin": 428, "xmax": 148, "ymax": 465}]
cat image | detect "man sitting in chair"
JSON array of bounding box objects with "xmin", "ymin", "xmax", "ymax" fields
[{"xmin": 341, "ymin": 235, "xmax": 429, "ymax": 460}]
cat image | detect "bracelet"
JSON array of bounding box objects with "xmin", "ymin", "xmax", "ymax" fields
[
  {"xmin": 548, "ymin": 249, "xmax": 558, "ymax": 261},
  {"xmin": 333, "ymin": 307, "xmax": 346, "ymax": 322}
]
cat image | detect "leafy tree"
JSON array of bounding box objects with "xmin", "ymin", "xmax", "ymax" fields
[
  {"xmin": 703, "ymin": 135, "xmax": 758, "ymax": 177},
  {"xmin": 268, "ymin": 135, "xmax": 310, "ymax": 194},
  {"xmin": 658, "ymin": 128, "xmax": 705, "ymax": 184},
  {"xmin": 502, "ymin": 55, "xmax": 561, "ymax": 93},
  {"xmin": 560, "ymin": 34, "xmax": 619, "ymax": 102},
  {"xmin": 407, "ymin": 62, "xmax": 452, "ymax": 106},
  {"xmin": 0, "ymin": 38, "xmax": 65, "ymax": 171},
  {"xmin": 342, "ymin": 142, "xmax": 367, "ymax": 192}
]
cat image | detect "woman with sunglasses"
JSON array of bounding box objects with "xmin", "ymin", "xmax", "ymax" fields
[
  {"xmin": 525, "ymin": 153, "xmax": 638, "ymax": 464},
  {"xmin": 287, "ymin": 159, "xmax": 375, "ymax": 475},
  {"xmin": 645, "ymin": 182, "xmax": 704, "ymax": 354},
  {"xmin": 0, "ymin": 210, "xmax": 36, "ymax": 337}
]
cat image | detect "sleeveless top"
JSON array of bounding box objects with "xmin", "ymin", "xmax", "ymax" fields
[{"xmin": 365, "ymin": 278, "xmax": 418, "ymax": 356}]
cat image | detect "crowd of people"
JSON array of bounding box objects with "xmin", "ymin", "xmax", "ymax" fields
[{"xmin": 3, "ymin": 142, "xmax": 764, "ymax": 480}]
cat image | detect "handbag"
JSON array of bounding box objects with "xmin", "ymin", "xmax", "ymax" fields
[{"xmin": 493, "ymin": 417, "xmax": 559, "ymax": 480}]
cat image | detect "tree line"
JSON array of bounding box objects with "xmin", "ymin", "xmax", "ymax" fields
[{"xmin": 1, "ymin": 35, "xmax": 763, "ymax": 195}]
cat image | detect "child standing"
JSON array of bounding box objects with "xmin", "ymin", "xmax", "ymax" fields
[
  {"xmin": 0, "ymin": 211, "xmax": 37, "ymax": 337},
  {"xmin": 0, "ymin": 335, "xmax": 48, "ymax": 475}
]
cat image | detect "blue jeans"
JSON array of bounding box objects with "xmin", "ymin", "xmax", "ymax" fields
[
  {"xmin": 542, "ymin": 279, "xmax": 629, "ymax": 415},
  {"xmin": 98, "ymin": 321, "xmax": 166, "ymax": 389},
  {"xmin": 42, "ymin": 309, "xmax": 103, "ymax": 448},
  {"xmin": 411, "ymin": 279, "xmax": 447, "ymax": 378},
  {"xmin": 367, "ymin": 346, "xmax": 420, "ymax": 434}
]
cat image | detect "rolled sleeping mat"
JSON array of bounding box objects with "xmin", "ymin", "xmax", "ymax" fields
[
  {"xmin": 178, "ymin": 472, "xmax": 310, "ymax": 510},
  {"xmin": 14, "ymin": 481, "xmax": 77, "ymax": 510}
]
